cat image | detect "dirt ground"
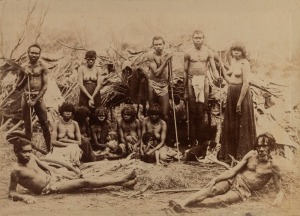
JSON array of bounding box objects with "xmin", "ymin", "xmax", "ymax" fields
[{"xmin": 0, "ymin": 131, "xmax": 300, "ymax": 216}]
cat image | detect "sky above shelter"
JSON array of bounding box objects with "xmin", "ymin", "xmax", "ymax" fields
[{"xmin": 1, "ymin": 0, "xmax": 300, "ymax": 59}]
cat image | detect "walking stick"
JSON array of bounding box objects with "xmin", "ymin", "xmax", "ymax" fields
[
  {"xmin": 168, "ymin": 59, "xmax": 180, "ymax": 162},
  {"xmin": 186, "ymin": 100, "xmax": 190, "ymax": 147},
  {"xmin": 218, "ymin": 51, "xmax": 223, "ymax": 144}
]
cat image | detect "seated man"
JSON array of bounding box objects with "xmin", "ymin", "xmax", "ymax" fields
[
  {"xmin": 7, "ymin": 134, "xmax": 137, "ymax": 204},
  {"xmin": 169, "ymin": 132, "xmax": 284, "ymax": 212}
]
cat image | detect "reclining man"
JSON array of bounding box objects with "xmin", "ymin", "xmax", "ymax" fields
[
  {"xmin": 7, "ymin": 134, "xmax": 137, "ymax": 204},
  {"xmin": 169, "ymin": 132, "xmax": 284, "ymax": 213}
]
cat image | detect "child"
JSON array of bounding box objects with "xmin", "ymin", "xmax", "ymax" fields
[{"xmin": 99, "ymin": 131, "xmax": 126, "ymax": 159}]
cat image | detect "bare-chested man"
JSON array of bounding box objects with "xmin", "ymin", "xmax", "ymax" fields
[
  {"xmin": 147, "ymin": 36, "xmax": 172, "ymax": 122},
  {"xmin": 184, "ymin": 30, "xmax": 221, "ymax": 146},
  {"xmin": 15, "ymin": 44, "xmax": 51, "ymax": 151},
  {"xmin": 169, "ymin": 132, "xmax": 284, "ymax": 213},
  {"xmin": 7, "ymin": 134, "xmax": 137, "ymax": 204},
  {"xmin": 140, "ymin": 104, "xmax": 167, "ymax": 158},
  {"xmin": 117, "ymin": 104, "xmax": 141, "ymax": 154}
]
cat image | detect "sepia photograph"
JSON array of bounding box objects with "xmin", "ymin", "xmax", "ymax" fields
[{"xmin": 0, "ymin": 0, "xmax": 299, "ymax": 215}]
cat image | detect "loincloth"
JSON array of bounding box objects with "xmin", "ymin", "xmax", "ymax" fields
[
  {"xmin": 41, "ymin": 172, "xmax": 68, "ymax": 195},
  {"xmin": 228, "ymin": 174, "xmax": 252, "ymax": 201},
  {"xmin": 23, "ymin": 90, "xmax": 42, "ymax": 102},
  {"xmin": 149, "ymin": 79, "xmax": 168, "ymax": 96},
  {"xmin": 191, "ymin": 75, "xmax": 205, "ymax": 103},
  {"xmin": 46, "ymin": 145, "xmax": 83, "ymax": 166}
]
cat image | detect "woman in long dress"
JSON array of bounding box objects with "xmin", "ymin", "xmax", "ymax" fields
[
  {"xmin": 78, "ymin": 50, "xmax": 102, "ymax": 115},
  {"xmin": 220, "ymin": 42, "xmax": 256, "ymax": 160}
]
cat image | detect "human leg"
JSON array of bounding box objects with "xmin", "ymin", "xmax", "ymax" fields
[
  {"xmin": 159, "ymin": 93, "xmax": 169, "ymax": 122},
  {"xmin": 34, "ymin": 100, "xmax": 51, "ymax": 151},
  {"xmin": 56, "ymin": 170, "xmax": 136, "ymax": 193},
  {"xmin": 169, "ymin": 180, "xmax": 230, "ymax": 211},
  {"xmin": 198, "ymin": 190, "xmax": 242, "ymax": 207},
  {"xmin": 188, "ymin": 83, "xmax": 197, "ymax": 146}
]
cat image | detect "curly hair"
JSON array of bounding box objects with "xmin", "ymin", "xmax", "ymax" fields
[
  {"xmin": 121, "ymin": 104, "xmax": 136, "ymax": 117},
  {"xmin": 142, "ymin": 132, "xmax": 156, "ymax": 144},
  {"xmin": 74, "ymin": 106, "xmax": 91, "ymax": 127},
  {"xmin": 148, "ymin": 103, "xmax": 162, "ymax": 116},
  {"xmin": 7, "ymin": 132, "xmax": 31, "ymax": 154},
  {"xmin": 152, "ymin": 36, "xmax": 165, "ymax": 46},
  {"xmin": 59, "ymin": 102, "xmax": 75, "ymax": 115},
  {"xmin": 254, "ymin": 132, "xmax": 276, "ymax": 152},
  {"xmin": 192, "ymin": 30, "xmax": 205, "ymax": 38},
  {"xmin": 229, "ymin": 42, "xmax": 248, "ymax": 59},
  {"xmin": 28, "ymin": 43, "xmax": 41, "ymax": 53},
  {"xmin": 95, "ymin": 106, "xmax": 109, "ymax": 117},
  {"xmin": 85, "ymin": 50, "xmax": 97, "ymax": 59}
]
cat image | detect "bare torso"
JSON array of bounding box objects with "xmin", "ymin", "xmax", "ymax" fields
[
  {"xmin": 81, "ymin": 66, "xmax": 98, "ymax": 82},
  {"xmin": 13, "ymin": 157, "xmax": 50, "ymax": 194},
  {"xmin": 241, "ymin": 155, "xmax": 274, "ymax": 191},
  {"xmin": 148, "ymin": 51, "xmax": 169, "ymax": 82},
  {"xmin": 187, "ymin": 46, "xmax": 210, "ymax": 77},
  {"xmin": 144, "ymin": 117, "xmax": 165, "ymax": 141},
  {"xmin": 120, "ymin": 119, "xmax": 139, "ymax": 141},
  {"xmin": 23, "ymin": 61, "xmax": 45, "ymax": 91},
  {"xmin": 227, "ymin": 59, "xmax": 248, "ymax": 84},
  {"xmin": 57, "ymin": 120, "xmax": 77, "ymax": 140}
]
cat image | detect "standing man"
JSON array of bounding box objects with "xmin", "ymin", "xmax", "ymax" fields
[
  {"xmin": 184, "ymin": 30, "xmax": 221, "ymax": 147},
  {"xmin": 147, "ymin": 36, "xmax": 172, "ymax": 123},
  {"xmin": 15, "ymin": 43, "xmax": 51, "ymax": 152}
]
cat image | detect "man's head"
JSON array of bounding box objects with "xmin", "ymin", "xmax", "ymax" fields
[
  {"xmin": 85, "ymin": 50, "xmax": 97, "ymax": 68},
  {"xmin": 254, "ymin": 132, "xmax": 276, "ymax": 161},
  {"xmin": 74, "ymin": 106, "xmax": 91, "ymax": 126},
  {"xmin": 7, "ymin": 132, "xmax": 32, "ymax": 164},
  {"xmin": 121, "ymin": 104, "xmax": 136, "ymax": 123},
  {"xmin": 229, "ymin": 42, "xmax": 247, "ymax": 59},
  {"xmin": 28, "ymin": 43, "xmax": 41, "ymax": 64},
  {"xmin": 192, "ymin": 30, "xmax": 205, "ymax": 48},
  {"xmin": 148, "ymin": 103, "xmax": 162, "ymax": 124},
  {"xmin": 152, "ymin": 36, "xmax": 165, "ymax": 54},
  {"xmin": 59, "ymin": 102, "xmax": 75, "ymax": 121},
  {"xmin": 95, "ymin": 106, "xmax": 108, "ymax": 122}
]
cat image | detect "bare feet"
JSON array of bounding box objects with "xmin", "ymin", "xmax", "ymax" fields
[
  {"xmin": 124, "ymin": 169, "xmax": 136, "ymax": 182},
  {"xmin": 122, "ymin": 179, "xmax": 137, "ymax": 189},
  {"xmin": 169, "ymin": 200, "xmax": 187, "ymax": 213}
]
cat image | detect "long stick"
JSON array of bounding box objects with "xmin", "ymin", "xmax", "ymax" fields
[
  {"xmin": 218, "ymin": 51, "xmax": 222, "ymax": 143},
  {"xmin": 168, "ymin": 59, "xmax": 180, "ymax": 162},
  {"xmin": 186, "ymin": 100, "xmax": 190, "ymax": 145}
]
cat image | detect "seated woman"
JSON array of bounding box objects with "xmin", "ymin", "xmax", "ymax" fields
[{"xmin": 44, "ymin": 102, "xmax": 82, "ymax": 168}]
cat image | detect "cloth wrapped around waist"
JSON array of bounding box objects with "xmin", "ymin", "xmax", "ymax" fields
[
  {"xmin": 191, "ymin": 75, "xmax": 206, "ymax": 103},
  {"xmin": 23, "ymin": 90, "xmax": 42, "ymax": 102},
  {"xmin": 149, "ymin": 79, "xmax": 168, "ymax": 96}
]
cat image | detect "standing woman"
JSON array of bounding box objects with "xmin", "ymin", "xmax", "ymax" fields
[
  {"xmin": 78, "ymin": 50, "xmax": 102, "ymax": 115},
  {"xmin": 220, "ymin": 42, "xmax": 256, "ymax": 160}
]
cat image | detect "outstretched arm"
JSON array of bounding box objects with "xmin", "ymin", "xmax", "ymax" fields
[{"xmin": 8, "ymin": 171, "xmax": 36, "ymax": 204}]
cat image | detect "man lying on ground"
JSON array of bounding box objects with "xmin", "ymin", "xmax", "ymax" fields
[
  {"xmin": 169, "ymin": 132, "xmax": 284, "ymax": 213},
  {"xmin": 7, "ymin": 134, "xmax": 137, "ymax": 204}
]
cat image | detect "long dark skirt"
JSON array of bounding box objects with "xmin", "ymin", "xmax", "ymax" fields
[
  {"xmin": 220, "ymin": 84, "xmax": 256, "ymax": 160},
  {"xmin": 79, "ymin": 81, "xmax": 101, "ymax": 109}
]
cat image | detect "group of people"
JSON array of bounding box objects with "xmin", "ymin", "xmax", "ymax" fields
[{"xmin": 8, "ymin": 30, "xmax": 284, "ymax": 212}]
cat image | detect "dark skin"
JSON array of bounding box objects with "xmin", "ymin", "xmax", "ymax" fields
[
  {"xmin": 169, "ymin": 136, "xmax": 284, "ymax": 212},
  {"xmin": 16, "ymin": 46, "xmax": 48, "ymax": 107}
]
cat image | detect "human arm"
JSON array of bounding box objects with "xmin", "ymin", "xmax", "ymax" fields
[
  {"xmin": 220, "ymin": 61, "xmax": 231, "ymax": 83},
  {"xmin": 183, "ymin": 53, "xmax": 190, "ymax": 101},
  {"xmin": 8, "ymin": 170, "xmax": 36, "ymax": 204},
  {"xmin": 146, "ymin": 121, "xmax": 167, "ymax": 155},
  {"xmin": 236, "ymin": 60, "xmax": 250, "ymax": 115},
  {"xmin": 148, "ymin": 52, "xmax": 172, "ymax": 77},
  {"xmin": 140, "ymin": 120, "xmax": 147, "ymax": 155},
  {"xmin": 206, "ymin": 150, "xmax": 256, "ymax": 188},
  {"xmin": 272, "ymin": 162, "xmax": 284, "ymax": 206},
  {"xmin": 51, "ymin": 121, "xmax": 69, "ymax": 147},
  {"xmin": 91, "ymin": 125, "xmax": 107, "ymax": 148},
  {"xmin": 27, "ymin": 65, "xmax": 48, "ymax": 107},
  {"xmin": 78, "ymin": 67, "xmax": 93, "ymax": 100},
  {"xmin": 91, "ymin": 68, "xmax": 102, "ymax": 99},
  {"xmin": 133, "ymin": 120, "xmax": 142, "ymax": 149},
  {"xmin": 208, "ymin": 49, "xmax": 221, "ymax": 81}
]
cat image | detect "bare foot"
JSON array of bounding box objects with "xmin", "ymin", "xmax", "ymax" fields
[
  {"xmin": 169, "ymin": 200, "xmax": 186, "ymax": 213},
  {"xmin": 124, "ymin": 169, "xmax": 136, "ymax": 182},
  {"xmin": 122, "ymin": 179, "xmax": 137, "ymax": 189}
]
